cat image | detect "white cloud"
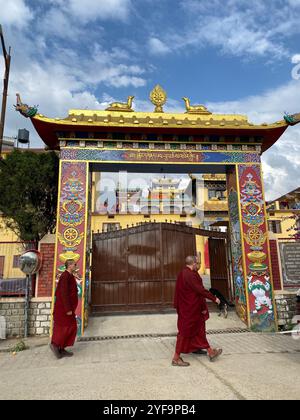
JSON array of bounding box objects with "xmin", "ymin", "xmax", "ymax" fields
[
  {"xmin": 1, "ymin": 0, "xmax": 299, "ymax": 203},
  {"xmin": 1, "ymin": 4, "xmax": 146, "ymax": 147},
  {"xmin": 148, "ymin": 37, "xmax": 171, "ymax": 55},
  {"xmin": 0, "ymin": 0, "xmax": 33, "ymax": 27},
  {"xmin": 292, "ymin": 54, "xmax": 300, "ymax": 63},
  {"xmin": 206, "ymin": 80, "xmax": 300, "ymax": 123},
  {"xmin": 196, "ymin": 14, "xmax": 287, "ymax": 58},
  {"xmin": 289, "ymin": 0, "xmax": 300, "ymax": 6},
  {"xmin": 36, "ymin": 8, "xmax": 83, "ymax": 40},
  {"xmin": 6, "ymin": 50, "xmax": 146, "ymax": 122},
  {"xmin": 206, "ymin": 80, "xmax": 300, "ymax": 200},
  {"xmin": 64, "ymin": 0, "xmax": 132, "ymax": 22},
  {"xmin": 152, "ymin": 0, "xmax": 300, "ymax": 60}
]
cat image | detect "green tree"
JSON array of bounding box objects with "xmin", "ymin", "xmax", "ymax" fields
[{"xmin": 0, "ymin": 149, "xmax": 59, "ymax": 244}]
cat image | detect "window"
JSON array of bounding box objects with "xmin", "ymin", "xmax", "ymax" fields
[
  {"xmin": 13, "ymin": 255, "xmax": 21, "ymax": 268},
  {"xmin": 102, "ymin": 223, "xmax": 121, "ymax": 232},
  {"xmin": 279, "ymin": 201, "xmax": 289, "ymax": 210},
  {"xmin": 268, "ymin": 220, "xmax": 282, "ymax": 234},
  {"xmin": 208, "ymin": 189, "xmax": 226, "ymax": 200}
]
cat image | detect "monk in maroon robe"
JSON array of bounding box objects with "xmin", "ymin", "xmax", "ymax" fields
[
  {"xmin": 172, "ymin": 255, "xmax": 222, "ymax": 366},
  {"xmin": 50, "ymin": 259, "xmax": 78, "ymax": 359}
]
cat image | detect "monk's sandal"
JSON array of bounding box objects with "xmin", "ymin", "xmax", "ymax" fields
[
  {"xmin": 50, "ymin": 344, "xmax": 63, "ymax": 359},
  {"xmin": 172, "ymin": 357, "xmax": 190, "ymax": 367},
  {"xmin": 208, "ymin": 348, "xmax": 222, "ymax": 362}
]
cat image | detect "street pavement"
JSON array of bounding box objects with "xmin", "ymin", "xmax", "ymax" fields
[
  {"xmin": 84, "ymin": 310, "xmax": 246, "ymax": 338},
  {"xmin": 0, "ymin": 331, "xmax": 299, "ymax": 400}
]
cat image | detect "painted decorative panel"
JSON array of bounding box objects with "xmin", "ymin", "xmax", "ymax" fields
[
  {"xmin": 238, "ymin": 164, "xmax": 276, "ymax": 332},
  {"xmin": 53, "ymin": 161, "xmax": 88, "ymax": 336},
  {"xmin": 227, "ymin": 170, "xmax": 248, "ymax": 324},
  {"xmin": 60, "ymin": 148, "xmax": 260, "ymax": 164}
]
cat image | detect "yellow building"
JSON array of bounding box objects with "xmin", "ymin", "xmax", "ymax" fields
[
  {"xmin": 0, "ymin": 224, "xmax": 25, "ymax": 279},
  {"xmin": 267, "ymin": 187, "xmax": 300, "ymax": 239},
  {"xmin": 0, "ymin": 141, "xmax": 26, "ymax": 279},
  {"xmin": 90, "ymin": 172, "xmax": 228, "ymax": 274}
]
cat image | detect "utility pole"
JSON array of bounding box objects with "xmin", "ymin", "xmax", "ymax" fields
[{"xmin": 0, "ymin": 25, "xmax": 11, "ymax": 156}]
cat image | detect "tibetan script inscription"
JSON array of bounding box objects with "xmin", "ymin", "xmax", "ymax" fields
[{"xmin": 280, "ymin": 242, "xmax": 300, "ymax": 286}]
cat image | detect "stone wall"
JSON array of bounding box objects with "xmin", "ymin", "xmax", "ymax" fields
[
  {"xmin": 0, "ymin": 294, "xmax": 298, "ymax": 337},
  {"xmin": 275, "ymin": 292, "xmax": 298, "ymax": 330},
  {"xmin": 0, "ymin": 298, "xmax": 51, "ymax": 338}
]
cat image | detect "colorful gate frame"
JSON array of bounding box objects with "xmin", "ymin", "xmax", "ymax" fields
[
  {"xmin": 227, "ymin": 169, "xmax": 248, "ymax": 325},
  {"xmin": 84, "ymin": 171, "xmax": 93, "ymax": 330},
  {"xmin": 51, "ymin": 161, "xmax": 89, "ymax": 337},
  {"xmin": 52, "ymin": 149, "xmax": 278, "ymax": 334},
  {"xmin": 237, "ymin": 164, "xmax": 277, "ymax": 332}
]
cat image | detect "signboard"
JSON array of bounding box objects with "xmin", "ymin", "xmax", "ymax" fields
[{"xmin": 279, "ymin": 242, "xmax": 300, "ymax": 286}]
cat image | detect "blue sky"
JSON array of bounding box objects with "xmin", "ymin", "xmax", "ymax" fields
[{"xmin": 1, "ymin": 0, "xmax": 300, "ymax": 200}]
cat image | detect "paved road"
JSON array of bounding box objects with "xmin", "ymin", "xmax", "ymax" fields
[{"xmin": 0, "ymin": 332, "xmax": 299, "ymax": 400}]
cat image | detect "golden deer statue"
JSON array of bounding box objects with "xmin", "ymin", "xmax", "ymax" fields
[
  {"xmin": 105, "ymin": 96, "xmax": 135, "ymax": 112},
  {"xmin": 182, "ymin": 97, "xmax": 211, "ymax": 115}
]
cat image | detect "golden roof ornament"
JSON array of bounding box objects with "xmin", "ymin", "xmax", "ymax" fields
[
  {"xmin": 150, "ymin": 85, "xmax": 167, "ymax": 113},
  {"xmin": 182, "ymin": 97, "xmax": 212, "ymax": 115},
  {"xmin": 105, "ymin": 96, "xmax": 134, "ymax": 112}
]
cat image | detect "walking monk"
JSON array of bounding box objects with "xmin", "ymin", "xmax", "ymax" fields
[
  {"xmin": 50, "ymin": 259, "xmax": 78, "ymax": 359},
  {"xmin": 172, "ymin": 255, "xmax": 222, "ymax": 366}
]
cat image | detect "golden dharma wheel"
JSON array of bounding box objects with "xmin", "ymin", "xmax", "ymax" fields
[
  {"xmin": 63, "ymin": 228, "xmax": 79, "ymax": 241},
  {"xmin": 150, "ymin": 85, "xmax": 167, "ymax": 113},
  {"xmin": 245, "ymin": 226, "xmax": 266, "ymax": 247}
]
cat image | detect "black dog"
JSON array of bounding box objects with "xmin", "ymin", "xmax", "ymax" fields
[{"xmin": 209, "ymin": 288, "xmax": 235, "ymax": 318}]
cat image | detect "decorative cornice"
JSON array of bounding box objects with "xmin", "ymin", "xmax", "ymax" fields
[{"xmin": 32, "ymin": 110, "xmax": 287, "ymax": 131}]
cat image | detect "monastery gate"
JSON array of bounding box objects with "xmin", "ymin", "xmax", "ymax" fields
[
  {"xmin": 91, "ymin": 223, "xmax": 228, "ymax": 314},
  {"xmin": 15, "ymin": 86, "xmax": 300, "ymax": 335}
]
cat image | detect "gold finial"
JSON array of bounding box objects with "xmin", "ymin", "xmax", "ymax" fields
[
  {"xmin": 150, "ymin": 85, "xmax": 167, "ymax": 113},
  {"xmin": 182, "ymin": 97, "xmax": 211, "ymax": 115},
  {"xmin": 105, "ymin": 96, "xmax": 134, "ymax": 112}
]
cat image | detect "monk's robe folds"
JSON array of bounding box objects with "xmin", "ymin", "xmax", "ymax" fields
[
  {"xmin": 52, "ymin": 271, "xmax": 78, "ymax": 348},
  {"xmin": 174, "ymin": 267, "xmax": 217, "ymax": 353}
]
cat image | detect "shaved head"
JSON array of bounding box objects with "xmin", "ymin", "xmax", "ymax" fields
[
  {"xmin": 65, "ymin": 259, "xmax": 75, "ymax": 269},
  {"xmin": 185, "ymin": 256, "xmax": 198, "ymax": 266}
]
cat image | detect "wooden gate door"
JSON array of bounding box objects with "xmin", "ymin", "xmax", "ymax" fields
[
  {"xmin": 91, "ymin": 223, "xmax": 196, "ymax": 313},
  {"xmin": 208, "ymin": 238, "xmax": 230, "ymax": 300}
]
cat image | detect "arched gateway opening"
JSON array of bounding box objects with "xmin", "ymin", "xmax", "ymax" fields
[{"xmin": 15, "ymin": 87, "xmax": 300, "ymax": 335}]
